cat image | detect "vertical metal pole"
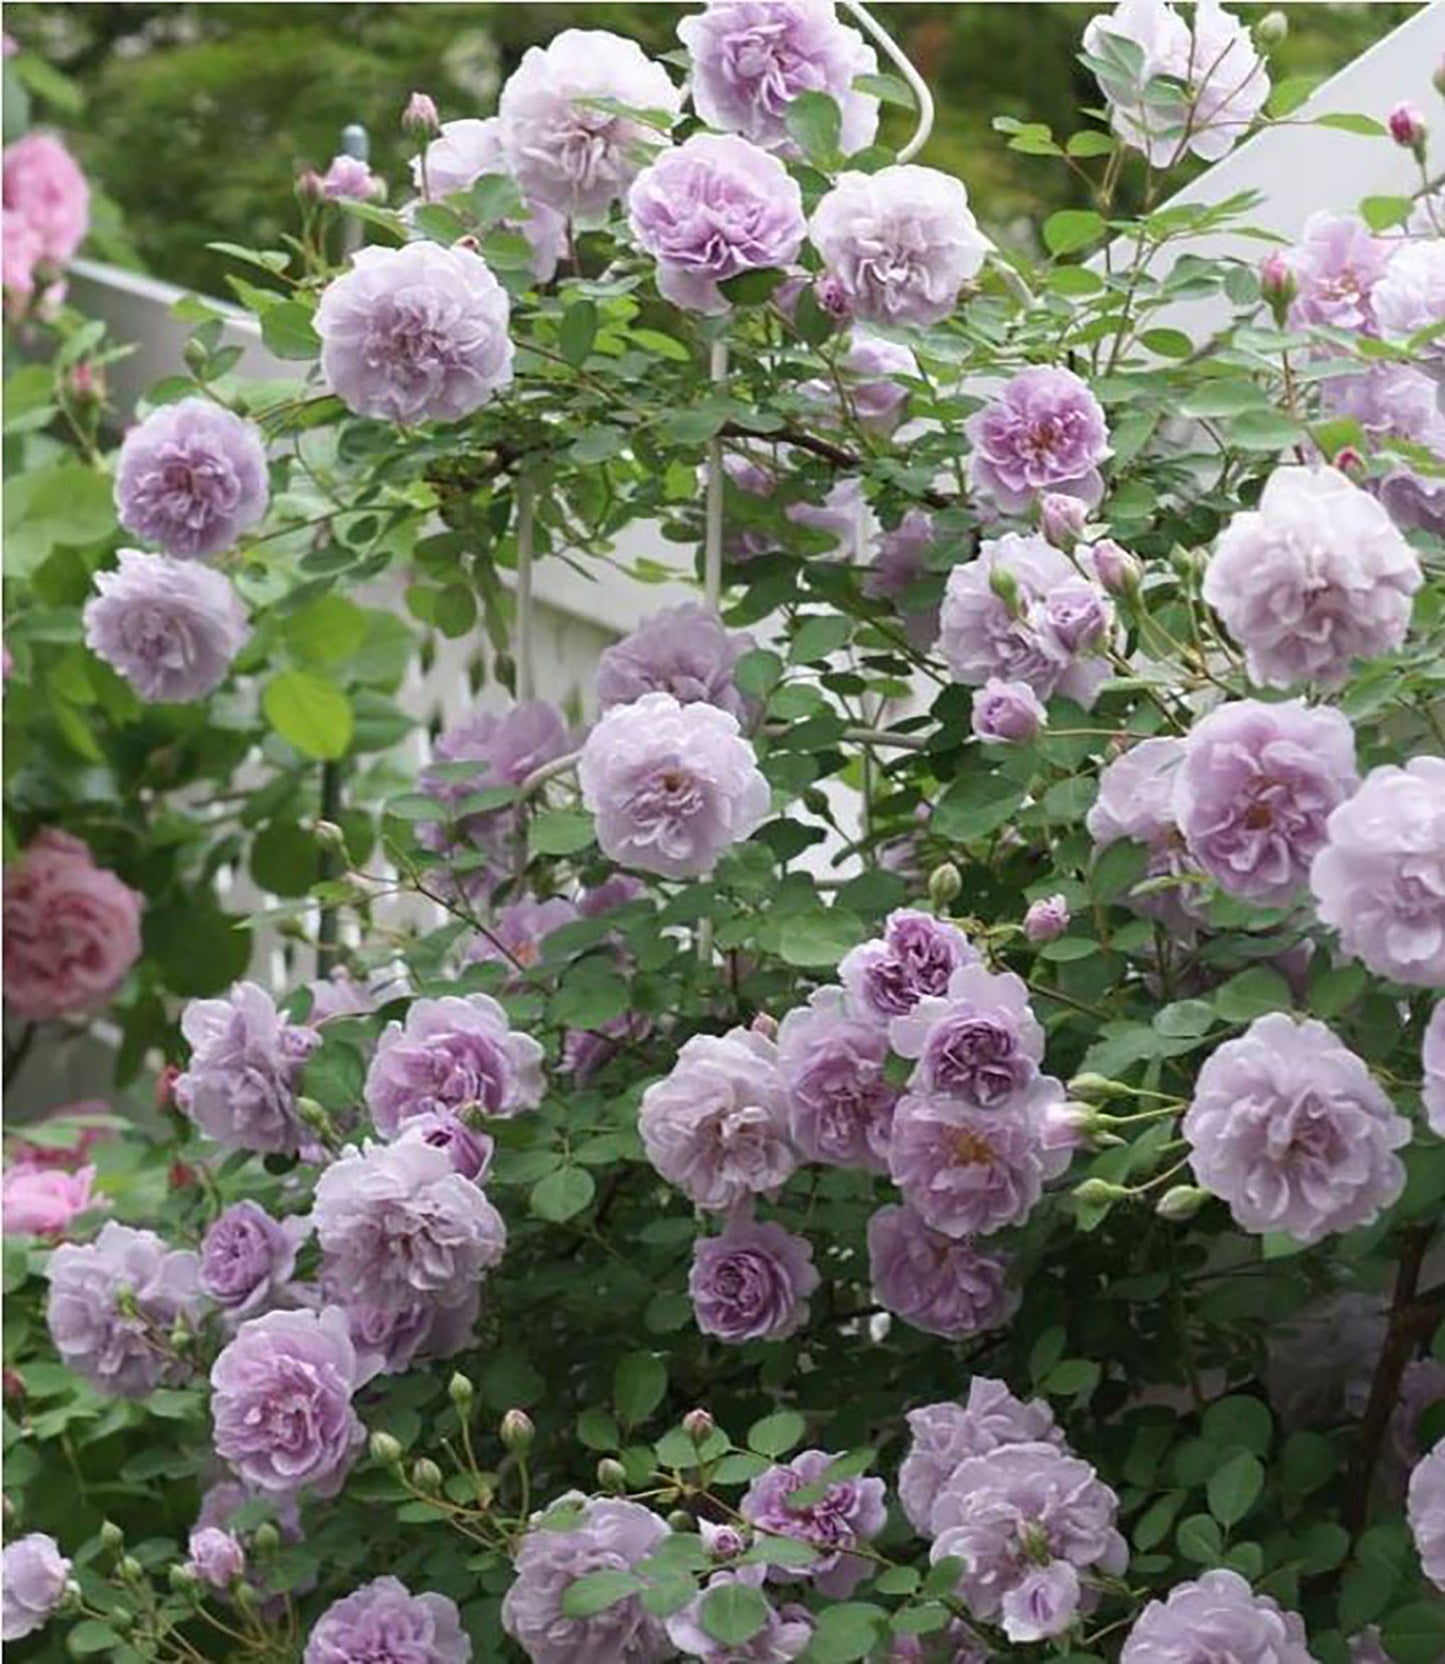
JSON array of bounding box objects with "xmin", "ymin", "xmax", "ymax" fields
[
  {"xmin": 703, "ymin": 338, "xmax": 729, "ymax": 612},
  {"xmin": 515, "ymin": 477, "xmax": 536, "ymax": 703}
]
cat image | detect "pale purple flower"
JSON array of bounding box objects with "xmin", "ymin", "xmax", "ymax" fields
[
  {"xmin": 365, "ymin": 992, "xmax": 544, "ymax": 1136},
  {"xmin": 1349, "ymin": 1629, "xmax": 1390, "ymax": 1664},
  {"xmin": 83, "ymin": 548, "xmax": 250, "ymax": 703},
  {"xmin": 940, "ymin": 533, "xmax": 1113, "ymax": 708},
  {"xmin": 1, "ymin": 1534, "xmax": 69, "ymax": 1641},
  {"xmin": 320, "ymin": 154, "xmax": 383, "ymax": 202},
  {"xmin": 1040, "ymin": 492, "xmax": 1089, "ymax": 549},
  {"xmin": 114, "ymin": 397, "xmax": 268, "ymax": 558},
  {"xmin": 1120, "ymin": 1568, "xmax": 1317, "ymax": 1664},
  {"xmin": 187, "ymin": 1527, "xmax": 246, "ymax": 1590},
  {"xmin": 777, "ymin": 985, "xmax": 897, "ymax": 1169},
  {"xmin": 1089, "ymin": 537, "xmax": 1140, "ymax": 596},
  {"xmin": 502, "ymin": 1495, "xmax": 671, "ymax": 1664},
  {"xmin": 304, "ymin": 967, "xmax": 385, "ymax": 1025},
  {"xmin": 175, "ymin": 981, "xmax": 321, "ymax": 1156},
  {"xmin": 464, "ymin": 895, "xmax": 579, "ymax": 976},
  {"xmin": 839, "ymin": 909, "xmax": 977, "ymax": 1024},
  {"xmin": 315, "ymin": 242, "xmax": 513, "ymax": 424},
  {"xmin": 741, "ymin": 1450, "xmax": 887, "ymax": 1598},
  {"xmin": 899, "ymin": 1379, "xmax": 1061, "ymax": 1535},
  {"xmin": 305, "ymin": 1577, "xmax": 470, "ymax": 1664},
  {"xmin": 786, "ymin": 472, "xmax": 868, "ymax": 555},
  {"xmin": 1183, "ymin": 1012, "xmax": 1411, "ymax": 1244},
  {"xmin": 868, "ymin": 1206, "xmax": 1017, "ymax": 1343},
  {"xmin": 884, "ymin": 1624, "xmax": 989, "ymax": 1664},
  {"xmin": 497, "ymin": 30, "xmax": 682, "ymax": 219},
  {"xmin": 666, "ymin": 1569, "xmax": 811, "ymax": 1663},
  {"xmin": 313, "ymin": 1134, "xmax": 506, "ymax": 1310},
  {"xmin": 802, "ymin": 332, "xmax": 919, "ymax": 436},
  {"xmin": 689, "ymin": 1215, "xmax": 819, "ymax": 1342},
  {"xmin": 628, "ymin": 133, "xmax": 806, "ymax": 314},
  {"xmin": 1174, "ymin": 698, "xmax": 1358, "ymax": 907},
  {"xmin": 579, "ymin": 692, "xmax": 771, "ymax": 880},
  {"xmin": 46, "ymin": 1220, "xmax": 200, "ymax": 1397},
  {"xmin": 1391, "ymin": 1359, "xmax": 1445, "ymax": 1483},
  {"xmin": 1321, "ymin": 365, "xmax": 1445, "ymax": 537},
  {"xmin": 1287, "ymin": 212, "xmax": 1390, "ymax": 332},
  {"xmin": 1310, "ymin": 757, "xmax": 1445, "ymax": 988},
  {"xmin": 639, "ymin": 1026, "xmax": 796, "ymax": 1210},
  {"xmin": 865, "ymin": 509, "xmax": 939, "ymax": 649},
  {"xmin": 404, "ymin": 91, "xmax": 441, "ymax": 135},
  {"xmin": 1087, "ymin": 735, "xmax": 1203, "ymax": 931},
  {"xmin": 930, "ymin": 1442, "xmax": 1126, "ymax": 1639},
  {"xmin": 1408, "ymin": 1442, "xmax": 1445, "ymax": 1590},
  {"xmin": 809, "ymin": 166, "xmax": 990, "ymax": 329},
  {"xmin": 971, "ymin": 678, "xmax": 1046, "ymax": 745},
  {"xmin": 890, "ymin": 963, "xmax": 1044, "ymax": 1106},
  {"xmin": 1375, "ymin": 240, "xmax": 1445, "ymax": 368},
  {"xmin": 579, "ymin": 874, "xmax": 648, "ymax": 919},
  {"xmin": 596, "ymin": 603, "xmax": 757, "ymax": 721},
  {"xmin": 969, "ymin": 367, "xmax": 1109, "ymax": 514},
  {"xmin": 1024, "ymin": 895, "xmax": 1070, "ymax": 943},
  {"xmin": 1203, "ymin": 465, "xmax": 1422, "ymax": 689},
  {"xmin": 332, "ymin": 1279, "xmax": 481, "ymax": 1384},
  {"xmin": 1423, "ymin": 1004, "xmax": 1445, "ymax": 1136},
  {"xmin": 199, "ymin": 1202, "xmax": 310, "ymax": 1315},
  {"xmin": 210, "ymin": 1306, "xmax": 364, "ymax": 1496},
  {"xmin": 1085, "ymin": 0, "xmax": 1268, "ymax": 167},
  {"xmin": 412, "ymin": 117, "xmax": 567, "ymax": 284},
  {"xmin": 678, "ymin": 1, "xmax": 880, "ymax": 155}
]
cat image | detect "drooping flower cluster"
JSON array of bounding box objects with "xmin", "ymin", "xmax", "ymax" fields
[{"xmin": 114, "ymin": 397, "xmax": 270, "ymax": 559}]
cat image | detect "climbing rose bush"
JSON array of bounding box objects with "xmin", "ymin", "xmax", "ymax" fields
[{"xmin": 2, "ymin": 3, "xmax": 1445, "ymax": 1662}]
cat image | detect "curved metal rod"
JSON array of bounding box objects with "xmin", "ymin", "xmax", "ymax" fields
[{"xmin": 841, "ymin": 1, "xmax": 935, "ymax": 162}]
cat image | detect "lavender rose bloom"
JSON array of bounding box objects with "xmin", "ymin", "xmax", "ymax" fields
[
  {"xmin": 741, "ymin": 1450, "xmax": 887, "ymax": 1598},
  {"xmin": 1309, "ymin": 757, "xmax": 1445, "ymax": 988},
  {"xmin": 839, "ymin": 909, "xmax": 978, "ymax": 1024},
  {"xmin": 365, "ymin": 992, "xmax": 544, "ymax": 1136},
  {"xmin": 497, "ymin": 29, "xmax": 682, "ymax": 219},
  {"xmin": 971, "ymin": 678, "xmax": 1046, "ymax": 745},
  {"xmin": 1287, "ymin": 212, "xmax": 1390, "ymax": 332},
  {"xmin": 502, "ymin": 1495, "xmax": 671, "ymax": 1664},
  {"xmin": 690, "ymin": 1216, "xmax": 819, "ymax": 1342},
  {"xmin": 175, "ymin": 981, "xmax": 320, "ymax": 1156},
  {"xmin": 1087, "ymin": 736, "xmax": 1203, "ymax": 933},
  {"xmin": 313, "ymin": 1134, "xmax": 506, "ymax": 1310},
  {"xmin": 1, "ymin": 1534, "xmax": 70, "ymax": 1641},
  {"xmin": 46, "ymin": 1220, "xmax": 201, "ymax": 1397},
  {"xmin": 315, "ymin": 242, "xmax": 513, "ymax": 424},
  {"xmin": 1408, "ymin": 1443, "xmax": 1445, "ymax": 1591},
  {"xmin": 940, "ymin": 533, "xmax": 1113, "ymax": 708},
  {"xmin": 969, "ymin": 367, "xmax": 1110, "ymax": 514},
  {"xmin": 1203, "ymin": 466, "xmax": 1422, "ymax": 689},
  {"xmin": 865, "ymin": 509, "xmax": 939, "ymax": 649},
  {"xmin": 1120, "ymin": 1569, "xmax": 1317, "ymax": 1664},
  {"xmin": 868, "ymin": 1205, "xmax": 1017, "ymax": 1343},
  {"xmin": 1183, "ymin": 1013, "xmax": 1410, "ymax": 1245},
  {"xmin": 890, "ymin": 963, "xmax": 1044, "ymax": 1106},
  {"xmin": 332, "ymin": 1279, "xmax": 481, "ymax": 1384},
  {"xmin": 1374, "ymin": 239, "xmax": 1445, "ymax": 368},
  {"xmin": 888, "ymin": 1076, "xmax": 1062, "ymax": 1239},
  {"xmin": 579, "ymin": 692, "xmax": 771, "ymax": 880},
  {"xmin": 803, "ymin": 331, "xmax": 919, "ymax": 436},
  {"xmin": 639, "ymin": 1027, "xmax": 796, "ymax": 1210},
  {"xmin": 628, "ymin": 133, "xmax": 806, "ymax": 314},
  {"xmin": 1174, "ymin": 698, "xmax": 1358, "ymax": 907},
  {"xmin": 931, "ymin": 1442, "xmax": 1126, "ymax": 1642},
  {"xmin": 187, "ymin": 1527, "xmax": 246, "ymax": 1591},
  {"xmin": 305, "ymin": 1577, "xmax": 471, "ymax": 1664},
  {"xmin": 595, "ymin": 603, "xmax": 757, "ymax": 722},
  {"xmin": 400, "ymin": 1110, "xmax": 494, "ymax": 1181},
  {"xmin": 777, "ymin": 986, "xmax": 898, "ymax": 1169},
  {"xmin": 464, "ymin": 895, "xmax": 579, "ymax": 977},
  {"xmin": 1321, "ymin": 365, "xmax": 1445, "ymax": 538},
  {"xmin": 210, "ymin": 1307, "xmax": 364, "ymax": 1497},
  {"xmin": 1423, "ymin": 1004, "xmax": 1445, "ymax": 1137},
  {"xmin": 809, "ymin": 165, "xmax": 989, "ymax": 329},
  {"xmin": 666, "ymin": 1568, "xmax": 812, "ymax": 1664},
  {"xmin": 83, "ymin": 548, "xmax": 250, "ymax": 703},
  {"xmin": 199, "ymin": 1202, "xmax": 311, "ymax": 1315},
  {"xmin": 114, "ymin": 397, "xmax": 268, "ymax": 558},
  {"xmin": 899, "ymin": 1378, "xmax": 1061, "ymax": 1535},
  {"xmin": 1024, "ymin": 895, "xmax": 1070, "ymax": 943},
  {"xmin": 678, "ymin": 1, "xmax": 879, "ymax": 156}
]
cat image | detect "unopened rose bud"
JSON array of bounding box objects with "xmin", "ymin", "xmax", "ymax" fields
[
  {"xmin": 1023, "ymin": 894, "xmax": 1070, "ymax": 944},
  {"xmin": 701, "ymin": 1520, "xmax": 747, "ymax": 1560},
  {"xmin": 296, "ymin": 166, "xmax": 326, "ymax": 203},
  {"xmin": 929, "ymin": 862, "xmax": 963, "ymax": 910},
  {"xmin": 59, "ymin": 1581, "xmax": 83, "ymax": 1617},
  {"xmin": 1068, "ymin": 1073, "xmax": 1132, "ymax": 1103},
  {"xmin": 2, "ymin": 1368, "xmax": 24, "ymax": 1402},
  {"xmin": 1388, "ymin": 102, "xmax": 1428, "ymax": 158},
  {"xmin": 313, "ymin": 819, "xmax": 347, "ymax": 853},
  {"xmin": 454, "ymin": 233, "xmax": 482, "ymax": 254},
  {"xmin": 1074, "ymin": 1177, "xmax": 1131, "ymax": 1206},
  {"xmin": 1254, "ymin": 10, "xmax": 1288, "ymax": 48},
  {"xmin": 119, "ymin": 1556, "xmax": 144, "ymax": 1584},
  {"xmin": 170, "ymin": 1315, "xmax": 193, "ymax": 1352},
  {"xmin": 100, "ymin": 1521, "xmax": 125, "ymax": 1553},
  {"xmin": 1039, "ymin": 492, "xmax": 1087, "ymax": 550},
  {"xmin": 110, "ymin": 1604, "xmax": 136, "ymax": 1632},
  {"xmin": 168, "ymin": 1564, "xmax": 199, "ymax": 1595},
  {"xmin": 369, "ymin": 1431, "xmax": 403, "ymax": 1468},
  {"xmin": 296, "ymin": 1097, "xmax": 333, "ymax": 1135},
  {"xmin": 500, "ymin": 1408, "xmax": 535, "ymax": 1455},
  {"xmin": 1156, "ymin": 1184, "xmax": 1210, "ymax": 1222},
  {"xmin": 449, "ymin": 1372, "xmax": 474, "ymax": 1414},
  {"xmin": 1089, "ymin": 538, "xmax": 1140, "ymax": 598},
  {"xmin": 168, "ymin": 1159, "xmax": 196, "ymax": 1191},
  {"xmin": 1435, "ymin": 57, "xmax": 1445, "ymax": 98},
  {"xmin": 814, "ymin": 273, "xmax": 852, "ymax": 321},
  {"xmin": 1039, "ymin": 1100, "xmax": 1100, "ymax": 1154},
  {"xmin": 1334, "ymin": 446, "xmax": 1367, "ymax": 477},
  {"xmin": 253, "ymin": 1523, "xmax": 280, "ymax": 1555},
  {"xmin": 666, "ymin": 1509, "xmax": 694, "ymax": 1532},
  {"xmin": 411, "ymin": 1458, "xmax": 444, "ymax": 1495},
  {"xmin": 1259, "ymin": 250, "xmax": 1298, "ymax": 326},
  {"xmin": 403, "ymin": 90, "xmax": 440, "ymax": 136},
  {"xmin": 597, "ymin": 1457, "xmax": 628, "ymax": 1494},
  {"xmin": 749, "ymin": 1013, "xmax": 778, "ymax": 1041},
  {"xmin": 66, "ymin": 361, "xmax": 104, "ymax": 407},
  {"xmin": 683, "ymin": 1408, "xmax": 714, "ymax": 1444},
  {"xmin": 988, "ymin": 562, "xmax": 1023, "ymax": 616},
  {"xmin": 155, "ymin": 1063, "xmax": 181, "ymax": 1109}
]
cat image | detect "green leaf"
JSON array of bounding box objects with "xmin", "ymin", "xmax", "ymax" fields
[
  {"xmin": 1207, "ymin": 1451, "xmax": 1263, "ymax": 1527},
  {"xmin": 1213, "ymin": 966, "xmax": 1290, "ymax": 1023},
  {"xmin": 529, "ymin": 808, "xmax": 596, "ymax": 858},
  {"xmin": 1066, "ymin": 129, "xmax": 1116, "ymax": 157},
  {"xmin": 932, "ymin": 770, "xmax": 1027, "ymax": 842},
  {"xmin": 748, "ymin": 1410, "xmax": 806, "ymax": 1458},
  {"xmin": 1224, "ymin": 409, "xmax": 1306, "ymax": 451},
  {"xmin": 283, "ymin": 595, "xmax": 369, "ymax": 666},
  {"xmin": 251, "ymin": 821, "xmax": 320, "ymax": 898},
  {"xmin": 1382, "ymin": 1603, "xmax": 1445, "ymax": 1664},
  {"xmin": 67, "ymin": 1619, "xmax": 121, "ymax": 1654},
  {"xmin": 1202, "ymin": 1395, "xmax": 1273, "ymax": 1457},
  {"xmin": 784, "ymin": 90, "xmax": 842, "ymax": 167},
  {"xmin": 614, "ymin": 1352, "xmax": 667, "ymax": 1426},
  {"xmin": 1267, "ymin": 74, "xmax": 1322, "ymax": 118},
  {"xmin": 718, "ymin": 267, "xmax": 788, "ymax": 306},
  {"xmin": 561, "ymin": 1569, "xmax": 643, "ymax": 1618},
  {"xmin": 790, "ymin": 615, "xmax": 852, "ymax": 663},
  {"xmin": 530, "ymin": 1166, "xmax": 595, "ymax": 1223},
  {"xmin": 1360, "ymin": 194, "xmax": 1414, "ymax": 232},
  {"xmin": 3, "ymin": 462, "xmax": 116, "ymax": 576},
  {"xmin": 778, "ymin": 907, "xmax": 865, "ymax": 968},
  {"xmin": 1177, "ymin": 1512, "xmax": 1223, "ymax": 1563},
  {"xmin": 1043, "ymin": 209, "xmax": 1105, "ymax": 255},
  {"xmin": 804, "ymin": 1602, "xmax": 887, "ymax": 1664},
  {"xmin": 700, "ymin": 1581, "xmax": 770, "ymax": 1646},
  {"xmin": 734, "ymin": 648, "xmax": 783, "ymax": 701},
  {"xmin": 260, "ymin": 301, "xmax": 321, "ymax": 360},
  {"xmin": 1179, "ymin": 380, "xmax": 1271, "ymax": 418},
  {"xmin": 263, "ymin": 670, "xmax": 353, "ymax": 759},
  {"xmin": 1043, "ymin": 1358, "xmax": 1100, "ymax": 1397},
  {"xmin": 560, "ymin": 299, "xmax": 598, "ymax": 367},
  {"xmin": 1140, "ymin": 327, "xmax": 1193, "ymax": 358},
  {"xmin": 1314, "ymin": 111, "xmax": 1386, "ymax": 137}
]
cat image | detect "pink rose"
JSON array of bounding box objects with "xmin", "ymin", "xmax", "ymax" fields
[
  {"xmin": 2, "ymin": 132, "xmax": 89, "ymax": 266},
  {"xmin": 1, "ymin": 207, "xmax": 42, "ymax": 306},
  {"xmin": 3, "ymin": 830, "xmax": 143, "ymax": 1022},
  {"xmin": 2, "ymin": 1163, "xmax": 96, "ymax": 1237},
  {"xmin": 9, "ymin": 1101, "xmax": 111, "ymax": 1171}
]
